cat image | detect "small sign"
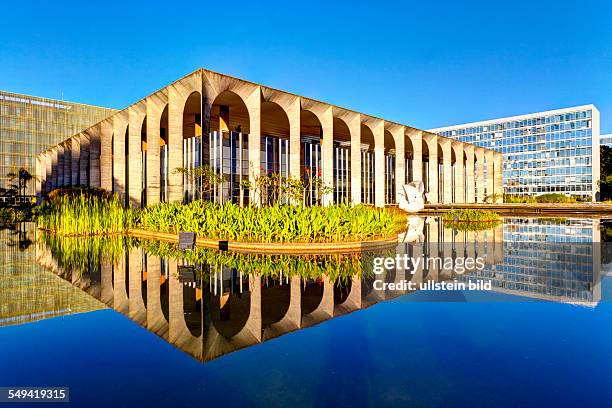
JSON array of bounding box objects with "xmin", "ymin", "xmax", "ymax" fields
[
  {"xmin": 178, "ymin": 265, "xmax": 195, "ymax": 283},
  {"xmin": 218, "ymin": 240, "xmax": 229, "ymax": 251},
  {"xmin": 178, "ymin": 232, "xmax": 196, "ymax": 250}
]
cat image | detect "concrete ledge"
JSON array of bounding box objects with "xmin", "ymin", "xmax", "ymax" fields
[
  {"xmin": 128, "ymin": 229, "xmax": 399, "ymax": 254},
  {"xmin": 422, "ymin": 203, "xmax": 612, "ymax": 216}
]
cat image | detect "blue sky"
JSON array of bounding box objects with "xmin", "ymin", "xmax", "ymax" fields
[{"xmin": 1, "ymin": 0, "xmax": 611, "ymax": 132}]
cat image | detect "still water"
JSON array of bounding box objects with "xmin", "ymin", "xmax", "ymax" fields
[{"xmin": 1, "ymin": 217, "xmax": 611, "ymax": 407}]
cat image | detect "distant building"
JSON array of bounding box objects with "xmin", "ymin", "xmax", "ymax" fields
[
  {"xmin": 601, "ymin": 134, "xmax": 612, "ymax": 148},
  {"xmin": 430, "ymin": 105, "xmax": 600, "ymax": 201},
  {"xmin": 0, "ymin": 91, "xmax": 115, "ymax": 197}
]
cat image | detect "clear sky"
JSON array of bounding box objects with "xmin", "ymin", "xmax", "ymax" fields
[{"xmin": 1, "ymin": 0, "xmax": 611, "ymax": 132}]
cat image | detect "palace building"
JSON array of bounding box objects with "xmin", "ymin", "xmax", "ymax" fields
[{"xmin": 35, "ymin": 68, "xmax": 502, "ymax": 207}]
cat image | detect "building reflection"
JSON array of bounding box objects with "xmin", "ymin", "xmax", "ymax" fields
[{"xmin": 28, "ymin": 216, "xmax": 603, "ymax": 362}]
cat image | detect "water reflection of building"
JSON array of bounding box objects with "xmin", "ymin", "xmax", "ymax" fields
[
  {"xmin": 456, "ymin": 217, "xmax": 601, "ymax": 305},
  {"xmin": 30, "ymin": 217, "xmax": 604, "ymax": 361},
  {"xmin": 0, "ymin": 225, "xmax": 103, "ymax": 327}
]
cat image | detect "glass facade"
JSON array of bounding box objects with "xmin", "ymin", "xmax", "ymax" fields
[
  {"xmin": 600, "ymin": 133, "xmax": 612, "ymax": 148},
  {"xmin": 0, "ymin": 91, "xmax": 115, "ymax": 194},
  {"xmin": 430, "ymin": 106, "xmax": 600, "ymax": 199}
]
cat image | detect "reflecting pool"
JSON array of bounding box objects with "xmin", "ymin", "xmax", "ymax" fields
[{"xmin": 1, "ymin": 217, "xmax": 611, "ymax": 407}]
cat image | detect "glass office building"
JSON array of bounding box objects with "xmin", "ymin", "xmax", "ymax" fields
[
  {"xmin": 430, "ymin": 105, "xmax": 600, "ymax": 200},
  {"xmin": 600, "ymin": 134, "xmax": 612, "ymax": 148},
  {"xmin": 0, "ymin": 91, "xmax": 115, "ymax": 196}
]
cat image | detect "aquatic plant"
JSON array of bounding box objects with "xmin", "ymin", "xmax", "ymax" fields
[
  {"xmin": 141, "ymin": 239, "xmax": 383, "ymax": 283},
  {"xmin": 442, "ymin": 209, "xmax": 500, "ymax": 223},
  {"xmin": 138, "ymin": 201, "xmax": 404, "ymax": 243},
  {"xmin": 39, "ymin": 233, "xmax": 136, "ymax": 276},
  {"xmin": 37, "ymin": 191, "xmax": 136, "ymax": 236}
]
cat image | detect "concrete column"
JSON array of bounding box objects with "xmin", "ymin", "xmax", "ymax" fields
[
  {"xmin": 347, "ymin": 113, "xmax": 362, "ymax": 205},
  {"xmin": 100, "ymin": 256, "xmax": 113, "ymax": 307},
  {"xmin": 371, "ymin": 120, "xmax": 385, "ymax": 207},
  {"xmin": 464, "ymin": 144, "xmax": 475, "ymax": 203},
  {"xmin": 113, "ymin": 112, "xmax": 128, "ymax": 201},
  {"xmin": 35, "ymin": 155, "xmax": 42, "ymax": 203},
  {"xmin": 128, "ymin": 248, "xmax": 146, "ymax": 325},
  {"xmin": 146, "ymin": 95, "xmax": 165, "ymax": 206},
  {"xmin": 62, "ymin": 141, "xmax": 71, "ymax": 187},
  {"xmin": 128, "ymin": 104, "xmax": 145, "ymax": 207},
  {"xmin": 45, "ymin": 152, "xmax": 53, "ymax": 193},
  {"xmin": 423, "ymin": 134, "xmax": 438, "ymax": 203},
  {"xmin": 320, "ymin": 106, "xmax": 334, "ymax": 206},
  {"xmin": 146, "ymin": 254, "xmax": 168, "ymax": 337},
  {"xmin": 287, "ymin": 96, "xmax": 301, "ymax": 180},
  {"xmin": 494, "ymin": 152, "xmax": 503, "ymax": 202},
  {"xmin": 245, "ymin": 87, "xmax": 261, "ymax": 205},
  {"xmin": 485, "ymin": 150, "xmax": 494, "ymax": 202},
  {"xmin": 113, "ymin": 254, "xmax": 129, "ymax": 314},
  {"xmin": 71, "ymin": 136, "xmax": 80, "ymax": 186},
  {"xmin": 440, "ymin": 139, "xmax": 452, "ymax": 204},
  {"xmin": 475, "ymin": 147, "xmax": 485, "ymax": 203},
  {"xmin": 390, "ymin": 125, "xmax": 405, "ymax": 204},
  {"xmin": 100, "ymin": 119, "xmax": 113, "ymax": 192},
  {"xmin": 79, "ymin": 135, "xmax": 90, "ymax": 188},
  {"xmin": 89, "ymin": 126, "xmax": 102, "ymax": 189},
  {"xmin": 57, "ymin": 145, "xmax": 65, "ymax": 187},
  {"xmin": 408, "ymin": 129, "xmax": 423, "ymax": 183},
  {"xmin": 167, "ymin": 89, "xmax": 184, "ymax": 203},
  {"xmin": 452, "ymin": 141, "xmax": 465, "ymax": 203}
]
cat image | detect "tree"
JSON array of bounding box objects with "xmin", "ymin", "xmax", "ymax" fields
[
  {"xmin": 173, "ymin": 165, "xmax": 225, "ymax": 202},
  {"xmin": 6, "ymin": 168, "xmax": 35, "ymax": 202},
  {"xmin": 600, "ymin": 146, "xmax": 612, "ymax": 201}
]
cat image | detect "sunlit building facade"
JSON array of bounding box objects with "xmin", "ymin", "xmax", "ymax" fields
[
  {"xmin": 600, "ymin": 134, "xmax": 612, "ymax": 148},
  {"xmin": 36, "ymin": 69, "xmax": 502, "ymax": 207},
  {"xmin": 0, "ymin": 91, "xmax": 115, "ymax": 197},
  {"xmin": 430, "ymin": 105, "xmax": 600, "ymax": 201}
]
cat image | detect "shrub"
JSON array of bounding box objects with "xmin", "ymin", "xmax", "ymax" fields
[
  {"xmin": 534, "ymin": 193, "xmax": 576, "ymax": 203},
  {"xmin": 442, "ymin": 208, "xmax": 500, "ymax": 223}
]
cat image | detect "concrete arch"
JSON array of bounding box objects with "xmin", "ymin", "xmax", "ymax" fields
[
  {"xmin": 264, "ymin": 275, "xmax": 301, "ymax": 340},
  {"xmin": 113, "ymin": 253, "xmax": 129, "ymax": 315},
  {"xmin": 128, "ymin": 248, "xmax": 147, "ymax": 325},
  {"xmin": 128, "ymin": 101, "xmax": 146, "ymax": 207},
  {"xmin": 168, "ymin": 260, "xmax": 201, "ymax": 357},
  {"xmin": 145, "ymin": 91, "xmax": 168, "ymax": 205},
  {"xmin": 437, "ymin": 137, "xmax": 452, "ymax": 204},
  {"xmin": 333, "ymin": 109, "xmax": 361, "ymax": 204},
  {"xmin": 112, "ymin": 111, "xmax": 129, "ymax": 203},
  {"xmin": 383, "ymin": 127, "xmax": 398, "ymax": 204},
  {"xmin": 145, "ymin": 254, "xmax": 169, "ymax": 339},
  {"xmin": 422, "ymin": 133, "xmax": 439, "ymax": 203},
  {"xmin": 203, "ymin": 274, "xmax": 262, "ymax": 361},
  {"xmin": 333, "ymin": 275, "xmax": 361, "ymax": 316},
  {"xmin": 451, "ymin": 141, "xmax": 465, "ymax": 203},
  {"xmin": 301, "ymin": 99, "xmax": 333, "ymax": 205},
  {"xmin": 302, "ymin": 275, "xmax": 334, "ymax": 327},
  {"xmin": 209, "ymin": 90, "xmax": 251, "ymax": 134}
]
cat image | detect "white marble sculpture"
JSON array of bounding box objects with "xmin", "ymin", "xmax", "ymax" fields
[{"xmin": 398, "ymin": 181, "xmax": 425, "ymax": 213}]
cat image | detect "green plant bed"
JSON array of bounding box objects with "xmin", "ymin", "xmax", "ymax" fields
[
  {"xmin": 37, "ymin": 190, "xmax": 136, "ymax": 236},
  {"xmin": 37, "ymin": 189, "xmax": 405, "ymax": 243},
  {"xmin": 139, "ymin": 200, "xmax": 405, "ymax": 243},
  {"xmin": 442, "ymin": 209, "xmax": 501, "ymax": 231},
  {"xmin": 442, "ymin": 209, "xmax": 500, "ymax": 223}
]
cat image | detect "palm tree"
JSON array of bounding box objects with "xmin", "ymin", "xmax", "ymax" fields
[{"xmin": 7, "ymin": 168, "xmax": 35, "ymax": 202}]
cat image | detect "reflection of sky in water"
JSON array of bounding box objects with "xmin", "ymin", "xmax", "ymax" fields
[
  {"xmin": 1, "ymin": 292, "xmax": 611, "ymax": 407},
  {"xmin": 1, "ymin": 218, "xmax": 612, "ymax": 407}
]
